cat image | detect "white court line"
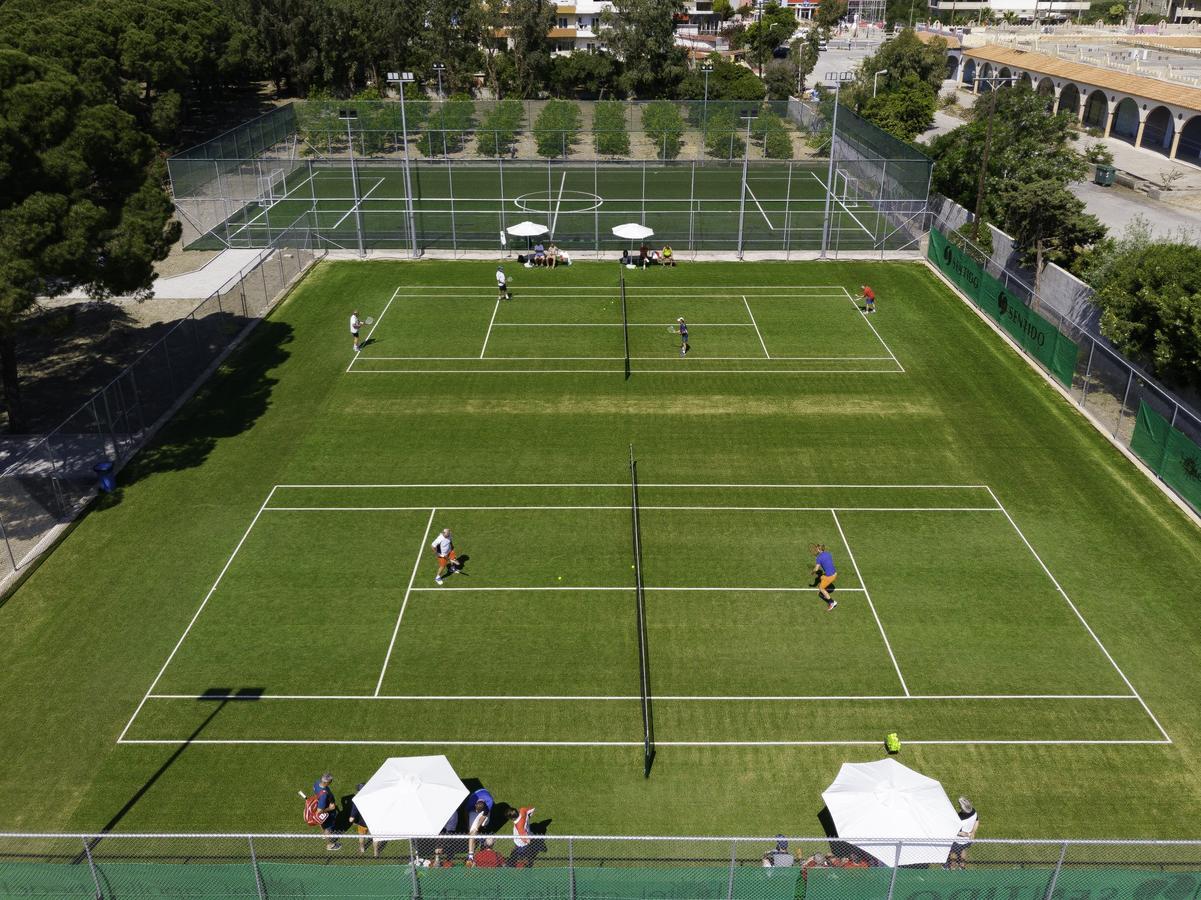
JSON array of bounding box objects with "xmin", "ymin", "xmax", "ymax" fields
[
  {"xmin": 380, "ymin": 285, "xmax": 852, "ymax": 291},
  {"xmin": 841, "ymin": 286, "xmax": 904, "ymax": 373},
  {"xmin": 331, "ymin": 177, "xmax": 385, "ymax": 230},
  {"xmin": 273, "ymin": 483, "xmax": 994, "ymax": 489},
  {"xmin": 492, "ymin": 323, "xmax": 757, "ymax": 328},
  {"xmin": 480, "ymin": 299, "xmax": 500, "ymax": 358},
  {"xmin": 406, "ymin": 586, "xmax": 869, "ymax": 593},
  {"xmin": 351, "ymin": 369, "xmax": 905, "ymax": 375},
  {"xmin": 374, "ymin": 508, "xmax": 437, "ymax": 696},
  {"xmin": 116, "ymin": 487, "xmax": 279, "ymax": 743},
  {"xmin": 744, "ymin": 182, "xmax": 777, "ymax": 232},
  {"xmin": 985, "ymin": 486, "xmax": 1173, "ymax": 743},
  {"xmin": 356, "ymin": 355, "xmax": 893, "ymax": 361},
  {"xmin": 118, "ymin": 738, "xmax": 1172, "ymax": 747},
  {"xmin": 146, "ymin": 692, "xmax": 1138, "ymax": 701},
  {"xmin": 808, "ymin": 170, "xmax": 875, "ymax": 241},
  {"xmin": 742, "ymin": 295, "xmax": 770, "ymax": 358},
  {"xmin": 832, "ymin": 508, "xmax": 909, "ymax": 697},
  {"xmin": 263, "ymin": 506, "xmax": 1002, "ymax": 512},
  {"xmin": 348, "ymin": 285, "xmax": 403, "ymax": 373},
  {"xmin": 550, "ymin": 171, "xmax": 567, "ymax": 236}
]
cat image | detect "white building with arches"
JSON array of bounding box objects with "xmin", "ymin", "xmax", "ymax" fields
[{"xmin": 948, "ymin": 45, "xmax": 1201, "ymax": 165}]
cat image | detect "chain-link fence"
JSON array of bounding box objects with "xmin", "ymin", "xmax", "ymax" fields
[
  {"xmin": 928, "ymin": 210, "xmax": 1201, "ymax": 519},
  {"xmin": 168, "ymin": 98, "xmax": 931, "ymax": 258},
  {"xmin": 0, "ymin": 235, "xmax": 324, "ymax": 588},
  {"xmin": 2, "ymin": 833, "xmax": 1201, "ymax": 899}
]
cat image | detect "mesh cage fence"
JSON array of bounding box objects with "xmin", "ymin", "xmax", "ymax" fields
[
  {"xmin": 929, "ymin": 212, "xmax": 1201, "ymax": 519},
  {"xmin": 5, "ymin": 835, "xmax": 1201, "ymax": 899},
  {"xmin": 0, "ymin": 238, "xmax": 323, "ymax": 585},
  {"xmin": 170, "ymin": 98, "xmax": 930, "ymax": 255}
]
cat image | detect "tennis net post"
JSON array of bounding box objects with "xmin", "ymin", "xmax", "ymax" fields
[
  {"xmin": 629, "ymin": 444, "xmax": 655, "ymax": 777},
  {"xmin": 620, "ymin": 266, "xmax": 631, "ymax": 379}
]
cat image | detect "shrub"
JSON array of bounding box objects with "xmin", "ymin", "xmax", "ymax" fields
[
  {"xmin": 705, "ymin": 108, "xmax": 744, "ymax": 159},
  {"xmin": 533, "ymin": 99, "xmax": 583, "ymax": 158},
  {"xmin": 641, "ymin": 100, "xmax": 684, "ymax": 160},
  {"xmin": 763, "ymin": 126, "xmax": 793, "ymax": 159},
  {"xmin": 476, "ymin": 99, "xmax": 524, "ymax": 157},
  {"xmin": 593, "ymin": 100, "xmax": 630, "ymax": 157}
]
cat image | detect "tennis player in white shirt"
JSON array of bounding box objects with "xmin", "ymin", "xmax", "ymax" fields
[
  {"xmin": 496, "ymin": 266, "xmax": 511, "ymax": 301},
  {"xmin": 431, "ymin": 528, "xmax": 459, "ymax": 585},
  {"xmin": 350, "ymin": 310, "xmax": 362, "ymax": 352}
]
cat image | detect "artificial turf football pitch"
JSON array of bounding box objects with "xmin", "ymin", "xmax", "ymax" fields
[{"xmin": 3, "ymin": 259, "xmax": 1201, "ymax": 840}]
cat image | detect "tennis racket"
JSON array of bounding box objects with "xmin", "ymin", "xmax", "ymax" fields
[
  {"xmin": 364, "ymin": 316, "xmax": 375, "ymax": 325},
  {"xmin": 666, "ymin": 326, "xmax": 680, "ymax": 334},
  {"xmin": 297, "ymin": 790, "xmax": 307, "ymax": 799}
]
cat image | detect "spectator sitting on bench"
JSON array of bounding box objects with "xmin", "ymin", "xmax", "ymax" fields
[{"xmin": 662, "ymin": 245, "xmax": 675, "ymax": 267}]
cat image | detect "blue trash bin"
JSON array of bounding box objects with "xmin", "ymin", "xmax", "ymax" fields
[{"xmin": 94, "ymin": 461, "xmax": 116, "ymax": 493}]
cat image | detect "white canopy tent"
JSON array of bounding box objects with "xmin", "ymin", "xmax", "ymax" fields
[{"xmin": 352, "ymin": 755, "xmax": 468, "ymax": 836}]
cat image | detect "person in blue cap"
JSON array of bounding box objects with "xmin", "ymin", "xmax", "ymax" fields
[{"xmin": 465, "ymin": 788, "xmax": 495, "ymax": 861}]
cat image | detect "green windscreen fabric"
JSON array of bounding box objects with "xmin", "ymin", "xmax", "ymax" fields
[
  {"xmin": 805, "ymin": 866, "xmax": 1201, "ymax": 900},
  {"xmin": 928, "ymin": 227, "xmax": 1079, "ymax": 387},
  {"xmin": 1131, "ymin": 402, "xmax": 1201, "ymax": 513},
  {"xmin": 0, "ymin": 861, "xmax": 801, "ymax": 900}
]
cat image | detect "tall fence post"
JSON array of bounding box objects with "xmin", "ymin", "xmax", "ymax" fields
[
  {"xmin": 1115, "ymin": 368, "xmax": 1135, "ymax": 436},
  {"xmin": 0, "ymin": 512, "xmax": 17, "ymax": 572},
  {"xmin": 1043, "ymin": 840, "xmax": 1069, "ymax": 900},
  {"xmin": 1080, "ymin": 340, "xmax": 1096, "ymax": 406},
  {"xmin": 886, "ymin": 842, "xmax": 901, "ymax": 900},
  {"xmin": 81, "ymin": 836, "xmax": 104, "ymax": 900},
  {"xmin": 568, "ymin": 836, "xmax": 576, "ymax": 900},
  {"xmin": 725, "ymin": 839, "xmax": 737, "ymax": 900},
  {"xmin": 409, "ymin": 838, "xmax": 422, "ymax": 899},
  {"xmin": 248, "ymin": 835, "xmax": 267, "ymax": 900}
]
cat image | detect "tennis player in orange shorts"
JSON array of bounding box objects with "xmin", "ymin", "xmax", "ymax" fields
[
  {"xmin": 811, "ymin": 543, "xmax": 838, "ymax": 611},
  {"xmin": 431, "ymin": 528, "xmax": 459, "ymax": 585}
]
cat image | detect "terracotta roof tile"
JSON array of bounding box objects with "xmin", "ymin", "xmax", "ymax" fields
[{"xmin": 964, "ymin": 44, "xmax": 1201, "ymax": 110}]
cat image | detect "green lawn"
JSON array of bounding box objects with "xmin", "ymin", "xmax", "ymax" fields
[{"xmin": 3, "ymin": 259, "xmax": 1201, "ymax": 841}]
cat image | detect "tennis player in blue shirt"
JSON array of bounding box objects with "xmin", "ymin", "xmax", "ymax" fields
[
  {"xmin": 676, "ymin": 317, "xmax": 690, "ymax": 356},
  {"xmin": 811, "ymin": 544, "xmax": 838, "ymax": 611}
]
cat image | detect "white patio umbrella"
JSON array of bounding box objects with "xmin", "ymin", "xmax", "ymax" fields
[
  {"xmin": 821, "ymin": 758, "xmax": 963, "ymax": 867},
  {"xmin": 611, "ymin": 223, "xmax": 655, "ymax": 261},
  {"xmin": 352, "ymin": 755, "xmax": 468, "ymax": 836},
  {"xmin": 506, "ymin": 220, "xmax": 549, "ymax": 252},
  {"xmin": 611, "ymin": 222, "xmax": 654, "ymax": 242}
]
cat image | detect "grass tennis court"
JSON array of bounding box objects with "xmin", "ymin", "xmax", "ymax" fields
[
  {"xmin": 4, "ymin": 259, "xmax": 1201, "ymax": 840},
  {"xmin": 348, "ymin": 282, "xmax": 901, "ymax": 373},
  {"xmin": 190, "ymin": 162, "xmax": 903, "ymax": 253}
]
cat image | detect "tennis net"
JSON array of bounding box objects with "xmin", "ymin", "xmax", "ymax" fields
[
  {"xmin": 620, "ymin": 266, "xmax": 631, "ymax": 379},
  {"xmin": 629, "ymin": 445, "xmax": 655, "ymax": 777}
]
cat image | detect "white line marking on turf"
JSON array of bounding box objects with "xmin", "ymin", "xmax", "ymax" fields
[
  {"xmin": 263, "ymin": 505, "xmax": 1003, "ymax": 513},
  {"xmin": 116, "ymin": 486, "xmax": 279, "ymax": 743},
  {"xmin": 842, "ymin": 286, "xmax": 904, "ymax": 373},
  {"xmin": 491, "ymin": 323, "xmax": 757, "ymax": 328},
  {"xmin": 480, "ymin": 299, "xmax": 500, "ymax": 358},
  {"xmin": 350, "ymin": 369, "xmax": 908, "ymax": 375},
  {"xmin": 349, "ymin": 285, "xmax": 403, "ymax": 373},
  {"xmin": 355, "ymin": 356, "xmax": 893, "ymax": 361},
  {"xmin": 273, "ymin": 482, "xmax": 995, "ymax": 489},
  {"xmin": 744, "ymin": 182, "xmax": 776, "ymax": 231},
  {"xmin": 985, "ymin": 486, "xmax": 1173, "ymax": 743},
  {"xmin": 374, "ymin": 508, "xmax": 437, "ymax": 696},
  {"xmin": 405, "ymin": 586, "xmax": 869, "ymax": 593},
  {"xmin": 742, "ymin": 295, "xmax": 770, "ymax": 358},
  {"xmin": 332, "ymin": 178, "xmax": 385, "ymax": 229},
  {"xmin": 550, "ymin": 171, "xmax": 567, "ymax": 236},
  {"xmin": 831, "ymin": 508, "xmax": 910, "ymax": 697},
  {"xmin": 145, "ymin": 692, "xmax": 1138, "ymax": 701},
  {"xmin": 118, "ymin": 738, "xmax": 1172, "ymax": 747}
]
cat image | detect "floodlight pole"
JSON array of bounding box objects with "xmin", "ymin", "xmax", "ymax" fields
[
  {"xmin": 433, "ymin": 63, "xmax": 447, "ymax": 157},
  {"xmin": 819, "ymin": 72, "xmax": 852, "ymax": 260},
  {"xmin": 389, "ymin": 72, "xmax": 420, "ymax": 258},
  {"xmin": 873, "ymin": 68, "xmax": 889, "ymax": 97},
  {"xmin": 701, "ymin": 62, "xmax": 714, "ymax": 160},
  {"xmin": 339, "ymin": 110, "xmax": 366, "ymax": 258},
  {"xmin": 971, "ymin": 76, "xmax": 1006, "ymax": 244},
  {"xmin": 736, "ymin": 115, "xmax": 754, "ymax": 260}
]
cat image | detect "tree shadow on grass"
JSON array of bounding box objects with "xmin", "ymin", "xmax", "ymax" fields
[{"xmin": 104, "ymin": 318, "xmax": 293, "ymax": 495}]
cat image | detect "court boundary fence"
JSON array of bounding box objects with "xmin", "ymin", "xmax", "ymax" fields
[
  {"xmin": 2, "ymin": 833, "xmax": 1201, "ymax": 900},
  {"xmin": 0, "ymin": 233, "xmax": 325, "ymax": 593},
  {"xmin": 926, "ymin": 206, "xmax": 1201, "ymax": 523}
]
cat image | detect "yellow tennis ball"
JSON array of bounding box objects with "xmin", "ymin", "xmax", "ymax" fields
[{"xmin": 557, "ymin": 576, "xmax": 562, "ymax": 581}]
